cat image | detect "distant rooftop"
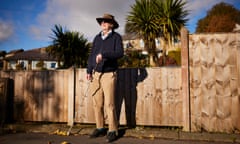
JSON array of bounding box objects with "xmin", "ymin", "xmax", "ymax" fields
[{"xmin": 4, "ymin": 47, "xmax": 57, "ymax": 61}]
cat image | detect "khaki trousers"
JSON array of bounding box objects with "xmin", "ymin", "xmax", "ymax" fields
[{"xmin": 89, "ymin": 71, "xmax": 118, "ymax": 131}]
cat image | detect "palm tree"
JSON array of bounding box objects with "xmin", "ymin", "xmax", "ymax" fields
[
  {"xmin": 159, "ymin": 0, "xmax": 188, "ymax": 53},
  {"xmin": 47, "ymin": 24, "xmax": 90, "ymax": 68},
  {"xmin": 125, "ymin": 0, "xmax": 161, "ymax": 66},
  {"xmin": 125, "ymin": 0, "xmax": 188, "ymax": 66}
]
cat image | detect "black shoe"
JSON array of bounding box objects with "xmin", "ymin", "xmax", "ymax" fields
[
  {"xmin": 89, "ymin": 128, "xmax": 107, "ymax": 138},
  {"xmin": 106, "ymin": 131, "xmax": 117, "ymax": 143}
]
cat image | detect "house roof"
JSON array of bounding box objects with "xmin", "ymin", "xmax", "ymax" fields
[{"xmin": 4, "ymin": 47, "xmax": 57, "ymax": 61}]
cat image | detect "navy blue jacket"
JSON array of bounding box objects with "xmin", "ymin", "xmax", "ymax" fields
[{"xmin": 87, "ymin": 31, "xmax": 124, "ymax": 74}]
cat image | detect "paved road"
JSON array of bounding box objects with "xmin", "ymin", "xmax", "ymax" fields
[{"xmin": 0, "ymin": 133, "xmax": 237, "ymax": 144}]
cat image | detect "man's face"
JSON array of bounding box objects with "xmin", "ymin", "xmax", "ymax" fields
[{"xmin": 100, "ymin": 20, "xmax": 113, "ymax": 31}]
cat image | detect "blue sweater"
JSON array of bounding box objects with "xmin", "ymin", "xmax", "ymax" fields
[{"xmin": 87, "ymin": 31, "xmax": 124, "ymax": 74}]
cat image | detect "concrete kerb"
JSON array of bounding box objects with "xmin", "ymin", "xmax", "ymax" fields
[{"xmin": 1, "ymin": 123, "xmax": 240, "ymax": 143}]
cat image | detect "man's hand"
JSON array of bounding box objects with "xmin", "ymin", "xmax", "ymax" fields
[
  {"xmin": 86, "ymin": 74, "xmax": 93, "ymax": 81},
  {"xmin": 96, "ymin": 54, "xmax": 102, "ymax": 64}
]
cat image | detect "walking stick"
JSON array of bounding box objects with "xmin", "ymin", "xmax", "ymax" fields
[{"xmin": 67, "ymin": 63, "xmax": 98, "ymax": 136}]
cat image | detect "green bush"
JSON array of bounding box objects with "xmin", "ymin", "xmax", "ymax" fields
[
  {"xmin": 36, "ymin": 61, "xmax": 45, "ymax": 69},
  {"xmin": 168, "ymin": 48, "xmax": 181, "ymax": 66},
  {"xmin": 118, "ymin": 50, "xmax": 149, "ymax": 68}
]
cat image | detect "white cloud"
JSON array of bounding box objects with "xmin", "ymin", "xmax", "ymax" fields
[
  {"xmin": 29, "ymin": 0, "xmax": 136, "ymax": 42},
  {"xmin": 29, "ymin": 0, "xmax": 239, "ymax": 39},
  {"xmin": 187, "ymin": 0, "xmax": 239, "ymax": 18},
  {"xmin": 0, "ymin": 20, "xmax": 14, "ymax": 42}
]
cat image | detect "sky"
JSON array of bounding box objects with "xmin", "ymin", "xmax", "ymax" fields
[{"xmin": 0, "ymin": 0, "xmax": 239, "ymax": 52}]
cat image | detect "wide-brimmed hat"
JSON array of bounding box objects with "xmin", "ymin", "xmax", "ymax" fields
[{"xmin": 96, "ymin": 13, "xmax": 119, "ymax": 29}]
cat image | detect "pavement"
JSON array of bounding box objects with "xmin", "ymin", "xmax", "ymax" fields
[{"xmin": 1, "ymin": 123, "xmax": 240, "ymax": 143}]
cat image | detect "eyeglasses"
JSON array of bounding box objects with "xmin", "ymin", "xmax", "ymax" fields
[{"xmin": 101, "ymin": 20, "xmax": 111, "ymax": 24}]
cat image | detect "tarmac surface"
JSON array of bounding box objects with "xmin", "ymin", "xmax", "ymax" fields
[{"xmin": 1, "ymin": 123, "xmax": 240, "ymax": 144}]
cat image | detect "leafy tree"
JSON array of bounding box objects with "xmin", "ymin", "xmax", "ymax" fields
[
  {"xmin": 0, "ymin": 51, "xmax": 7, "ymax": 69},
  {"xmin": 0, "ymin": 51, "xmax": 6, "ymax": 57},
  {"xmin": 47, "ymin": 24, "xmax": 90, "ymax": 68},
  {"xmin": 196, "ymin": 2, "xmax": 240, "ymax": 33},
  {"xmin": 125, "ymin": 0, "xmax": 188, "ymax": 66}
]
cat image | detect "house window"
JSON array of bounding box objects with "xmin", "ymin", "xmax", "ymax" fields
[
  {"xmin": 51, "ymin": 63, "xmax": 56, "ymax": 68},
  {"xmin": 155, "ymin": 39, "xmax": 160, "ymax": 47},
  {"xmin": 140, "ymin": 39, "xmax": 144, "ymax": 48}
]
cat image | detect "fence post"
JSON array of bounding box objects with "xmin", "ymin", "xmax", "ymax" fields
[
  {"xmin": 181, "ymin": 27, "xmax": 191, "ymax": 131},
  {"xmin": 237, "ymin": 33, "xmax": 240, "ymax": 130},
  {"xmin": 68, "ymin": 68, "xmax": 75, "ymax": 126}
]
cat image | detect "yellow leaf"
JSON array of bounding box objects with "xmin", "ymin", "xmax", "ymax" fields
[
  {"xmin": 149, "ymin": 134, "xmax": 155, "ymax": 140},
  {"xmin": 61, "ymin": 141, "xmax": 71, "ymax": 144}
]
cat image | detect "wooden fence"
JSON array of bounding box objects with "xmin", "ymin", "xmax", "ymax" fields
[
  {"xmin": 189, "ymin": 33, "xmax": 240, "ymax": 132},
  {"xmin": 0, "ymin": 70, "xmax": 69, "ymax": 123},
  {"xmin": 0, "ymin": 30, "xmax": 239, "ymax": 133},
  {"xmin": 0, "ymin": 68, "xmax": 183, "ymax": 126},
  {"xmin": 74, "ymin": 68, "xmax": 183, "ymax": 127}
]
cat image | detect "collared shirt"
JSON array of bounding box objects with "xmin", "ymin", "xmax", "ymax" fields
[{"xmin": 101, "ymin": 30, "xmax": 112, "ymax": 40}]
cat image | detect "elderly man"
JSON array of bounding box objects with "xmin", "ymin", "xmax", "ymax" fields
[{"xmin": 86, "ymin": 13, "xmax": 124, "ymax": 143}]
